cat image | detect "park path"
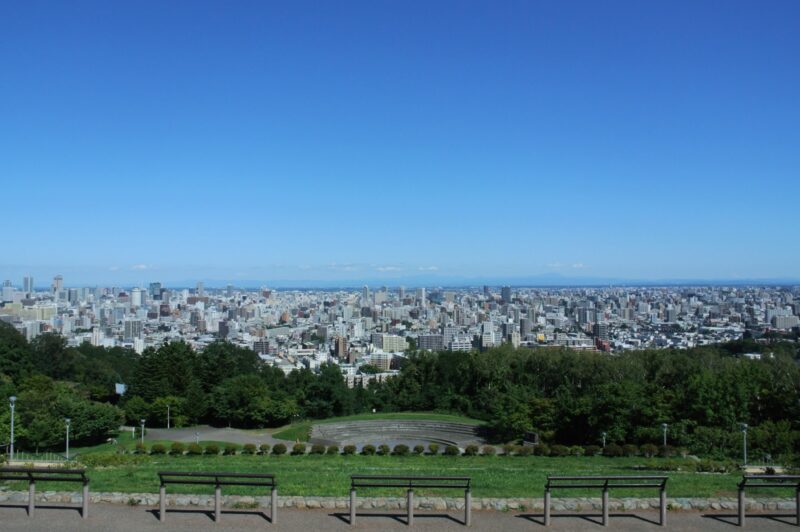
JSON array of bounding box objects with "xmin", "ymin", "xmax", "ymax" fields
[
  {"xmin": 0, "ymin": 504, "xmax": 796, "ymax": 531},
  {"xmin": 143, "ymin": 425, "xmax": 291, "ymax": 446}
]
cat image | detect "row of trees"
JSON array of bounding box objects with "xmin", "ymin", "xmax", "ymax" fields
[{"xmin": 2, "ymin": 320, "xmax": 799, "ymax": 459}]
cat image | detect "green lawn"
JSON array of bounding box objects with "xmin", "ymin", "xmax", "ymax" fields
[
  {"xmin": 273, "ymin": 411, "xmax": 485, "ymax": 442},
  {"xmin": 5, "ymin": 453, "xmax": 751, "ymax": 499}
]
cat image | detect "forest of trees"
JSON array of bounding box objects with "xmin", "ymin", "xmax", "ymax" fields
[{"xmin": 1, "ymin": 320, "xmax": 799, "ymax": 460}]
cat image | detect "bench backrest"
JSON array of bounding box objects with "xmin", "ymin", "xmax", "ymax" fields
[
  {"xmin": 739, "ymin": 474, "xmax": 800, "ymax": 489},
  {"xmin": 351, "ymin": 475, "xmax": 471, "ymax": 490},
  {"xmin": 158, "ymin": 471, "xmax": 276, "ymax": 487},
  {"xmin": 0, "ymin": 467, "xmax": 88, "ymax": 483},
  {"xmin": 546, "ymin": 475, "xmax": 667, "ymax": 489}
]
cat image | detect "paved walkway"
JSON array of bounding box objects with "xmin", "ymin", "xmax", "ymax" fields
[
  {"xmin": 0, "ymin": 504, "xmax": 797, "ymax": 531},
  {"xmin": 144, "ymin": 425, "xmax": 288, "ymax": 446}
]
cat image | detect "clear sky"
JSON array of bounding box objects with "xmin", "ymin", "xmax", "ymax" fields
[{"xmin": 1, "ymin": 1, "xmax": 798, "ymax": 286}]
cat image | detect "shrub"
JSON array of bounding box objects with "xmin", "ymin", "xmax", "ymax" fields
[
  {"xmin": 623, "ymin": 444, "xmax": 639, "ymax": 457},
  {"xmin": 361, "ymin": 445, "xmax": 376, "ymax": 456},
  {"xmin": 550, "ymin": 444, "xmax": 569, "ymax": 457},
  {"xmin": 377, "ymin": 444, "xmax": 391, "ymax": 456},
  {"xmin": 326, "ymin": 445, "xmax": 339, "ymax": 455},
  {"xmin": 584, "ymin": 445, "xmax": 601, "ymax": 457},
  {"xmin": 532, "ymin": 444, "xmax": 549, "ymax": 456},
  {"xmin": 242, "ymin": 443, "xmax": 257, "ymax": 455},
  {"xmin": 482, "ymin": 445, "xmax": 496, "ymax": 456},
  {"xmin": 310, "ymin": 443, "xmax": 325, "ymax": 455},
  {"xmin": 463, "ymin": 444, "xmax": 479, "ymax": 456},
  {"xmin": 515, "ymin": 445, "xmax": 533, "ymax": 456},
  {"xmin": 659, "ymin": 445, "xmax": 676, "ymax": 458},
  {"xmin": 170, "ymin": 442, "xmax": 185, "ymax": 455},
  {"xmin": 272, "ymin": 443, "xmax": 287, "ymax": 455},
  {"xmin": 413, "ymin": 445, "xmax": 425, "ymax": 455},
  {"xmin": 187, "ymin": 443, "xmax": 203, "ymax": 455},
  {"xmin": 150, "ymin": 443, "xmax": 166, "ymax": 455},
  {"xmin": 603, "ymin": 443, "xmax": 624, "ymax": 457},
  {"xmin": 134, "ymin": 442, "xmax": 147, "ymax": 454},
  {"xmin": 259, "ymin": 444, "xmax": 271, "ymax": 455},
  {"xmin": 640, "ymin": 443, "xmax": 658, "ymax": 458},
  {"xmin": 223, "ymin": 444, "xmax": 238, "ymax": 455},
  {"xmin": 343, "ymin": 445, "xmax": 356, "ymax": 455},
  {"xmin": 392, "ymin": 444, "xmax": 410, "ymax": 456},
  {"xmin": 502, "ymin": 444, "xmax": 516, "ymax": 456},
  {"xmin": 204, "ymin": 444, "xmax": 220, "ymax": 455},
  {"xmin": 569, "ymin": 445, "xmax": 585, "ymax": 457},
  {"xmin": 292, "ymin": 443, "xmax": 307, "ymax": 455},
  {"xmin": 444, "ymin": 445, "xmax": 460, "ymax": 456},
  {"xmin": 427, "ymin": 444, "xmax": 440, "ymax": 455}
]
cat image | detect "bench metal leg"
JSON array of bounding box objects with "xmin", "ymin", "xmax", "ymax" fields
[
  {"xmin": 795, "ymin": 489, "xmax": 799, "ymax": 527},
  {"xmin": 28, "ymin": 481, "xmax": 35, "ymax": 517},
  {"xmin": 407, "ymin": 489, "xmax": 414, "ymax": 526},
  {"xmin": 738, "ymin": 488, "xmax": 745, "ymax": 527},
  {"xmin": 602, "ymin": 488, "xmax": 608, "ymax": 526},
  {"xmin": 659, "ymin": 488, "xmax": 666, "ymax": 526},
  {"xmin": 82, "ymin": 482, "xmax": 89, "ymax": 519},
  {"xmin": 544, "ymin": 489, "xmax": 551, "ymax": 526},
  {"xmin": 349, "ymin": 489, "xmax": 356, "ymax": 525},
  {"xmin": 159, "ymin": 485, "xmax": 166, "ymax": 522},
  {"xmin": 271, "ymin": 487, "xmax": 277, "ymax": 524},
  {"xmin": 465, "ymin": 489, "xmax": 471, "ymax": 527},
  {"xmin": 214, "ymin": 485, "xmax": 221, "ymax": 522}
]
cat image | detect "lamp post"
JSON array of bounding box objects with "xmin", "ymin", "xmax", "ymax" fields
[
  {"xmin": 195, "ymin": 432, "xmax": 199, "ymax": 445},
  {"xmin": 167, "ymin": 404, "xmax": 171, "ymax": 430},
  {"xmin": 661, "ymin": 423, "xmax": 668, "ymax": 447},
  {"xmin": 602, "ymin": 432, "xmax": 607, "ymax": 448},
  {"xmin": 741, "ymin": 423, "xmax": 748, "ymax": 466},
  {"xmin": 65, "ymin": 418, "xmax": 71, "ymax": 460},
  {"xmin": 140, "ymin": 419, "xmax": 146, "ymax": 446},
  {"xmin": 9, "ymin": 396, "xmax": 16, "ymax": 460}
]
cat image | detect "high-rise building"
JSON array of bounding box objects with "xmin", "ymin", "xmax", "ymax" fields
[
  {"xmin": 362, "ymin": 285, "xmax": 370, "ymax": 305},
  {"xmin": 418, "ymin": 334, "xmax": 444, "ymax": 351},
  {"xmin": 149, "ymin": 282, "xmax": 162, "ymax": 300},
  {"xmin": 197, "ymin": 281, "xmax": 205, "ymax": 297},
  {"xmin": 131, "ymin": 288, "xmax": 143, "ymax": 307},
  {"xmin": 123, "ymin": 319, "xmax": 143, "ymax": 339},
  {"xmin": 334, "ymin": 336, "xmax": 348, "ymax": 360},
  {"xmin": 23, "ymin": 276, "xmax": 33, "ymax": 294},
  {"xmin": 52, "ymin": 275, "xmax": 64, "ymax": 293},
  {"xmin": 398, "ymin": 286, "xmax": 405, "ymax": 300},
  {"xmin": 416, "ymin": 287, "xmax": 426, "ymax": 306},
  {"xmin": 501, "ymin": 286, "xmax": 512, "ymax": 304},
  {"xmin": 67, "ymin": 288, "xmax": 79, "ymax": 305}
]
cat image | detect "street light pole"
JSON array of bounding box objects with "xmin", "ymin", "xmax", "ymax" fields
[
  {"xmin": 140, "ymin": 419, "xmax": 146, "ymax": 446},
  {"xmin": 65, "ymin": 418, "xmax": 71, "ymax": 460},
  {"xmin": 661, "ymin": 423, "xmax": 668, "ymax": 447},
  {"xmin": 9, "ymin": 396, "xmax": 16, "ymax": 460},
  {"xmin": 602, "ymin": 432, "xmax": 607, "ymax": 448},
  {"xmin": 167, "ymin": 404, "xmax": 170, "ymax": 430},
  {"xmin": 741, "ymin": 423, "xmax": 748, "ymax": 466}
]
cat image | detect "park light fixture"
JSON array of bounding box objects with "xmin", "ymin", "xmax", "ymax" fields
[
  {"xmin": 140, "ymin": 418, "xmax": 146, "ymax": 445},
  {"xmin": 661, "ymin": 423, "xmax": 668, "ymax": 447},
  {"xmin": 9, "ymin": 396, "xmax": 16, "ymax": 460},
  {"xmin": 740, "ymin": 423, "xmax": 748, "ymax": 466},
  {"xmin": 601, "ymin": 431, "xmax": 607, "ymax": 448},
  {"xmin": 65, "ymin": 418, "xmax": 71, "ymax": 460}
]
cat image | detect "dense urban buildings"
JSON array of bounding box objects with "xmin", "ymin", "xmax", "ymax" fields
[{"xmin": 1, "ymin": 275, "xmax": 798, "ymax": 386}]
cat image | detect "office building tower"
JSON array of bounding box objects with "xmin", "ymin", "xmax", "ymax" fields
[
  {"xmin": 398, "ymin": 286, "xmax": 405, "ymax": 300},
  {"xmin": 362, "ymin": 285, "xmax": 370, "ymax": 305},
  {"xmin": 501, "ymin": 286, "xmax": 512, "ymax": 304},
  {"xmin": 123, "ymin": 319, "xmax": 143, "ymax": 339},
  {"xmin": 23, "ymin": 276, "xmax": 33, "ymax": 294},
  {"xmin": 68, "ymin": 288, "xmax": 79, "ymax": 305},
  {"xmin": 418, "ymin": 334, "xmax": 444, "ymax": 351},
  {"xmin": 197, "ymin": 282, "xmax": 205, "ymax": 297},
  {"xmin": 149, "ymin": 282, "xmax": 162, "ymax": 300},
  {"xmin": 52, "ymin": 275, "xmax": 64, "ymax": 293},
  {"xmin": 131, "ymin": 288, "xmax": 143, "ymax": 307}
]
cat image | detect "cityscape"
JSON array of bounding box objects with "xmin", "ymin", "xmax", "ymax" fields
[{"xmin": 2, "ymin": 275, "xmax": 798, "ymax": 386}]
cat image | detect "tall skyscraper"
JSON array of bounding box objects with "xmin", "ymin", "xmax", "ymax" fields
[
  {"xmin": 52, "ymin": 275, "xmax": 64, "ymax": 293},
  {"xmin": 23, "ymin": 276, "xmax": 33, "ymax": 294},
  {"xmin": 197, "ymin": 281, "xmax": 205, "ymax": 297},
  {"xmin": 362, "ymin": 285, "xmax": 370, "ymax": 305},
  {"xmin": 149, "ymin": 282, "xmax": 162, "ymax": 300},
  {"xmin": 501, "ymin": 286, "xmax": 512, "ymax": 304}
]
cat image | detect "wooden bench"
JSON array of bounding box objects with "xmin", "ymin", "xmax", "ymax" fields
[
  {"xmin": 544, "ymin": 475, "xmax": 668, "ymax": 527},
  {"xmin": 0, "ymin": 467, "xmax": 90, "ymax": 519},
  {"xmin": 349, "ymin": 475, "xmax": 472, "ymax": 526},
  {"xmin": 737, "ymin": 474, "xmax": 800, "ymax": 527},
  {"xmin": 157, "ymin": 471, "xmax": 277, "ymax": 524}
]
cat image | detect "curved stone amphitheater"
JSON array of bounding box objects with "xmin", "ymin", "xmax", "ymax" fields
[{"xmin": 309, "ymin": 419, "xmax": 484, "ymax": 449}]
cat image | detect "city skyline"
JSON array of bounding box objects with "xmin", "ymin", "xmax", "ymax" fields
[{"xmin": 2, "ymin": 1, "xmax": 799, "ymax": 282}]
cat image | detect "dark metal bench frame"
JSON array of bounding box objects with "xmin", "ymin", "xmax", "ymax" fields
[
  {"xmin": 544, "ymin": 475, "xmax": 668, "ymax": 527},
  {"xmin": 0, "ymin": 467, "xmax": 90, "ymax": 519},
  {"xmin": 349, "ymin": 475, "xmax": 472, "ymax": 526},
  {"xmin": 157, "ymin": 471, "xmax": 277, "ymax": 524},
  {"xmin": 737, "ymin": 474, "xmax": 800, "ymax": 527}
]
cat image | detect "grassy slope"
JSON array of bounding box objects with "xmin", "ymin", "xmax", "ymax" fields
[
  {"xmin": 272, "ymin": 411, "xmax": 485, "ymax": 442},
  {"xmin": 10, "ymin": 453, "xmax": 748, "ymax": 498}
]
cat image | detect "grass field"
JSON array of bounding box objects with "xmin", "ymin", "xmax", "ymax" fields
[
  {"xmin": 3, "ymin": 451, "xmax": 753, "ymax": 499},
  {"xmin": 272, "ymin": 411, "xmax": 485, "ymax": 442}
]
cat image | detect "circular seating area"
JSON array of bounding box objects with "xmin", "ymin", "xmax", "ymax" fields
[{"xmin": 310, "ymin": 420, "xmax": 484, "ymax": 448}]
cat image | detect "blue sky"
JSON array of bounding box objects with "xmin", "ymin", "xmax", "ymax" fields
[{"xmin": 1, "ymin": 1, "xmax": 798, "ymax": 286}]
